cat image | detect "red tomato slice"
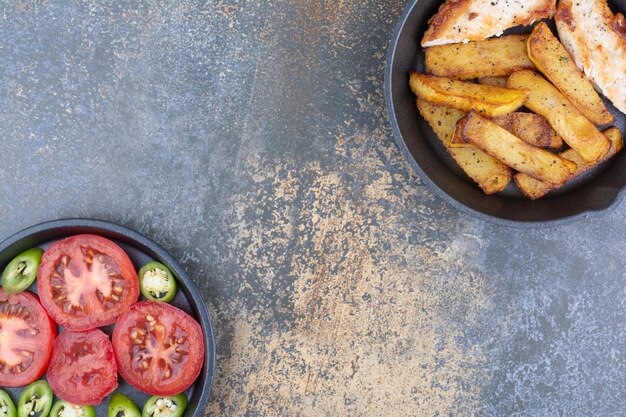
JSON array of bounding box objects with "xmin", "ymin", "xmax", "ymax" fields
[
  {"xmin": 38, "ymin": 235, "xmax": 139, "ymax": 330},
  {"xmin": 47, "ymin": 329, "xmax": 118, "ymax": 405},
  {"xmin": 112, "ymin": 301, "xmax": 205, "ymax": 396},
  {"xmin": 0, "ymin": 290, "xmax": 57, "ymax": 387}
]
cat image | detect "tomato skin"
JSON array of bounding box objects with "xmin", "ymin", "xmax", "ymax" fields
[
  {"xmin": 112, "ymin": 301, "xmax": 205, "ymax": 396},
  {"xmin": 37, "ymin": 234, "xmax": 139, "ymax": 331},
  {"xmin": 0, "ymin": 290, "xmax": 57, "ymax": 387},
  {"xmin": 47, "ymin": 329, "xmax": 118, "ymax": 405}
]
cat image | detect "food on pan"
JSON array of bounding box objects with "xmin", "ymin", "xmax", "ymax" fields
[
  {"xmin": 142, "ymin": 394, "xmax": 188, "ymax": 417},
  {"xmin": 555, "ymin": 0, "xmax": 626, "ymax": 114},
  {"xmin": 17, "ymin": 380, "xmax": 53, "ymax": 417},
  {"xmin": 460, "ymin": 112, "xmax": 576, "ymax": 185},
  {"xmin": 112, "ymin": 301, "xmax": 205, "ymax": 396},
  {"xmin": 479, "ymin": 77, "xmax": 508, "ymax": 87},
  {"xmin": 411, "ymin": 0, "xmax": 623, "ymax": 200},
  {"xmin": 0, "ymin": 290, "xmax": 56, "ymax": 387},
  {"xmin": 410, "ymin": 73, "xmax": 528, "ymax": 117},
  {"xmin": 527, "ymin": 22, "xmax": 613, "ymax": 125},
  {"xmin": 2, "ymin": 248, "xmax": 44, "ymax": 295},
  {"xmin": 515, "ymin": 127, "xmax": 624, "ymax": 199},
  {"xmin": 49, "ymin": 401, "xmax": 95, "ymax": 417},
  {"xmin": 37, "ymin": 234, "xmax": 139, "ymax": 331},
  {"xmin": 417, "ymin": 99, "xmax": 513, "ymax": 194},
  {"xmin": 507, "ymin": 70, "xmax": 610, "ymax": 163},
  {"xmin": 0, "ymin": 234, "xmax": 207, "ymax": 411},
  {"xmin": 450, "ymin": 112, "xmax": 563, "ymax": 149},
  {"xmin": 425, "ymin": 34, "xmax": 535, "ymax": 79},
  {"xmin": 421, "ymin": 0, "xmax": 557, "ymax": 47},
  {"xmin": 47, "ymin": 329, "xmax": 119, "ymax": 405},
  {"xmin": 139, "ymin": 261, "xmax": 178, "ymax": 303}
]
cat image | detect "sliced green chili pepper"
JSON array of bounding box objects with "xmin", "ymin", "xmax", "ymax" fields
[
  {"xmin": 2, "ymin": 248, "xmax": 44, "ymax": 294},
  {"xmin": 108, "ymin": 393, "xmax": 140, "ymax": 417},
  {"xmin": 138, "ymin": 262, "xmax": 177, "ymax": 303},
  {"xmin": 49, "ymin": 401, "xmax": 94, "ymax": 417},
  {"xmin": 0, "ymin": 390, "xmax": 17, "ymax": 417},
  {"xmin": 17, "ymin": 380, "xmax": 53, "ymax": 417},
  {"xmin": 141, "ymin": 394, "xmax": 187, "ymax": 417}
]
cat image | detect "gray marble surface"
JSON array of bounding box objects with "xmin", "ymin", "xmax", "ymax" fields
[{"xmin": 0, "ymin": 1, "xmax": 624, "ymax": 416}]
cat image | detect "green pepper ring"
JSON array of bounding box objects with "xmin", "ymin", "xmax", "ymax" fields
[
  {"xmin": 17, "ymin": 380, "xmax": 53, "ymax": 417},
  {"xmin": 50, "ymin": 401, "xmax": 95, "ymax": 417},
  {"xmin": 108, "ymin": 393, "xmax": 140, "ymax": 417},
  {"xmin": 141, "ymin": 393, "xmax": 187, "ymax": 417},
  {"xmin": 138, "ymin": 261, "xmax": 177, "ymax": 303},
  {"xmin": 0, "ymin": 390, "xmax": 16, "ymax": 417},
  {"xmin": 1, "ymin": 248, "xmax": 44, "ymax": 295}
]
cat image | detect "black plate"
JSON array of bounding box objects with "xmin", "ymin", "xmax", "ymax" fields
[
  {"xmin": 0, "ymin": 219, "xmax": 215, "ymax": 417},
  {"xmin": 385, "ymin": 0, "xmax": 626, "ymax": 226}
]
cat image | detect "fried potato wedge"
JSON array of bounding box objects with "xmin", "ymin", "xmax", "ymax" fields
[
  {"xmin": 425, "ymin": 35, "xmax": 536, "ymax": 80},
  {"xmin": 515, "ymin": 127, "xmax": 624, "ymax": 199},
  {"xmin": 507, "ymin": 70, "xmax": 610, "ymax": 163},
  {"xmin": 450, "ymin": 112, "xmax": 564, "ymax": 149},
  {"xmin": 479, "ymin": 77, "xmax": 509, "ymax": 87},
  {"xmin": 410, "ymin": 73, "xmax": 528, "ymax": 117},
  {"xmin": 461, "ymin": 112, "xmax": 577, "ymax": 185},
  {"xmin": 416, "ymin": 99, "xmax": 513, "ymax": 194},
  {"xmin": 527, "ymin": 22, "xmax": 613, "ymax": 125}
]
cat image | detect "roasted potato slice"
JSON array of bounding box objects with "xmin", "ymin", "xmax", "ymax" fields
[
  {"xmin": 450, "ymin": 112, "xmax": 564, "ymax": 149},
  {"xmin": 410, "ymin": 73, "xmax": 528, "ymax": 117},
  {"xmin": 507, "ymin": 70, "xmax": 610, "ymax": 163},
  {"xmin": 479, "ymin": 77, "xmax": 509, "ymax": 87},
  {"xmin": 461, "ymin": 112, "xmax": 577, "ymax": 185},
  {"xmin": 425, "ymin": 35, "xmax": 535, "ymax": 80},
  {"xmin": 527, "ymin": 22, "xmax": 613, "ymax": 125},
  {"xmin": 515, "ymin": 127, "xmax": 624, "ymax": 199},
  {"xmin": 416, "ymin": 99, "xmax": 513, "ymax": 194}
]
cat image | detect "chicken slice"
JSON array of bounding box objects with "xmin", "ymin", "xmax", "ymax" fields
[
  {"xmin": 421, "ymin": 0, "xmax": 557, "ymax": 47},
  {"xmin": 555, "ymin": 0, "xmax": 626, "ymax": 114}
]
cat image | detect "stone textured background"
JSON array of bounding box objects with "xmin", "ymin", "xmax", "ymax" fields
[{"xmin": 0, "ymin": 1, "xmax": 624, "ymax": 416}]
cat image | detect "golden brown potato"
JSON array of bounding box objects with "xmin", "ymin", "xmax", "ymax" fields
[
  {"xmin": 507, "ymin": 70, "xmax": 610, "ymax": 163},
  {"xmin": 416, "ymin": 99, "xmax": 513, "ymax": 194},
  {"xmin": 479, "ymin": 77, "xmax": 509, "ymax": 87},
  {"xmin": 450, "ymin": 112, "xmax": 564, "ymax": 149},
  {"xmin": 425, "ymin": 34, "xmax": 536, "ymax": 80},
  {"xmin": 527, "ymin": 22, "xmax": 613, "ymax": 125},
  {"xmin": 410, "ymin": 73, "xmax": 528, "ymax": 117},
  {"xmin": 515, "ymin": 127, "xmax": 624, "ymax": 199},
  {"xmin": 461, "ymin": 112, "xmax": 577, "ymax": 185}
]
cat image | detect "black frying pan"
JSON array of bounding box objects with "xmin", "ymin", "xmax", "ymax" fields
[
  {"xmin": 0, "ymin": 219, "xmax": 215, "ymax": 417},
  {"xmin": 385, "ymin": 0, "xmax": 626, "ymax": 226}
]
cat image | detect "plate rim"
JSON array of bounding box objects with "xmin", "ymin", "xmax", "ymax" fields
[{"xmin": 0, "ymin": 218, "xmax": 216, "ymax": 416}]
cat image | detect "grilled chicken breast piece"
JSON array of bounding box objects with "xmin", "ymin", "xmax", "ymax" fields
[
  {"xmin": 421, "ymin": 0, "xmax": 557, "ymax": 47},
  {"xmin": 555, "ymin": 0, "xmax": 626, "ymax": 114}
]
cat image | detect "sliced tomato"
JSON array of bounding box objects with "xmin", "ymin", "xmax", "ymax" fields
[
  {"xmin": 112, "ymin": 301, "xmax": 205, "ymax": 396},
  {"xmin": 0, "ymin": 290, "xmax": 56, "ymax": 387},
  {"xmin": 47, "ymin": 329, "xmax": 118, "ymax": 405},
  {"xmin": 37, "ymin": 234, "xmax": 139, "ymax": 330}
]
